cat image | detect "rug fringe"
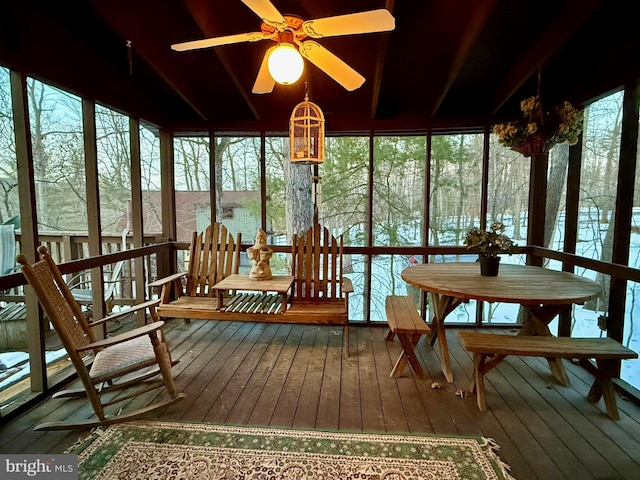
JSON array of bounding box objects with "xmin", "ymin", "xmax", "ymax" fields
[{"xmin": 481, "ymin": 437, "xmax": 516, "ymax": 480}]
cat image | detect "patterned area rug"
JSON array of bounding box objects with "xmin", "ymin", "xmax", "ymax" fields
[{"xmin": 67, "ymin": 420, "xmax": 515, "ymax": 480}]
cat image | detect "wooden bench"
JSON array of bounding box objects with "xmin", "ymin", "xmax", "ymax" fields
[
  {"xmin": 151, "ymin": 222, "xmax": 353, "ymax": 357},
  {"xmin": 457, "ymin": 331, "xmax": 638, "ymax": 420},
  {"xmin": 385, "ymin": 295, "xmax": 431, "ymax": 379}
]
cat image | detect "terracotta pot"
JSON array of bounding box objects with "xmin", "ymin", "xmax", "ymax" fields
[{"xmin": 479, "ymin": 256, "xmax": 500, "ymax": 276}]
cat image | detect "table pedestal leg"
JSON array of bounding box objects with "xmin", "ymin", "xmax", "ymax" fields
[
  {"xmin": 520, "ymin": 304, "xmax": 570, "ymax": 386},
  {"xmin": 430, "ymin": 293, "xmax": 463, "ymax": 383}
]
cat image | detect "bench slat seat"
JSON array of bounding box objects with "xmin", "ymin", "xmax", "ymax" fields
[
  {"xmin": 457, "ymin": 331, "xmax": 638, "ymax": 420},
  {"xmin": 385, "ymin": 295, "xmax": 431, "ymax": 378},
  {"xmin": 458, "ymin": 333, "xmax": 637, "ymax": 359},
  {"xmin": 149, "ymin": 222, "xmax": 242, "ymax": 322}
]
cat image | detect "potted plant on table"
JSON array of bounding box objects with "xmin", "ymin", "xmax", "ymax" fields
[{"xmin": 463, "ymin": 222, "xmax": 516, "ymax": 276}]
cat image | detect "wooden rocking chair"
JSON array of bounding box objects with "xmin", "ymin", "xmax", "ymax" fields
[{"xmin": 17, "ymin": 246, "xmax": 186, "ymax": 431}]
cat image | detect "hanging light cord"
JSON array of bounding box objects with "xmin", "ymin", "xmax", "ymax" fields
[
  {"xmin": 127, "ymin": 40, "xmax": 133, "ymax": 76},
  {"xmin": 536, "ymin": 66, "xmax": 544, "ymax": 126}
]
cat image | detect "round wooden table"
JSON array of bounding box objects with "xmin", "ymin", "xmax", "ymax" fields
[{"xmin": 401, "ymin": 262, "xmax": 602, "ymax": 383}]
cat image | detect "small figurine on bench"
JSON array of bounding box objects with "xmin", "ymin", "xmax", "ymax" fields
[{"xmin": 247, "ymin": 228, "xmax": 273, "ymax": 280}]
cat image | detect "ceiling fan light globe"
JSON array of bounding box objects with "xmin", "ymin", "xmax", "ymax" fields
[{"xmin": 268, "ymin": 43, "xmax": 304, "ymax": 85}]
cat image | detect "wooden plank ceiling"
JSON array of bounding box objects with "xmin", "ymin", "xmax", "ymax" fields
[{"xmin": 0, "ymin": 0, "xmax": 638, "ymax": 133}]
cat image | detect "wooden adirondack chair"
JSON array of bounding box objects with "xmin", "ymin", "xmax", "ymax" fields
[
  {"xmin": 18, "ymin": 246, "xmax": 185, "ymax": 430},
  {"xmin": 149, "ymin": 222, "xmax": 242, "ymax": 321},
  {"xmin": 287, "ymin": 223, "xmax": 353, "ymax": 356}
]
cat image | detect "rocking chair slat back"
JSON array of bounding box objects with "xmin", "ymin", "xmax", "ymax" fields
[{"xmin": 24, "ymin": 251, "xmax": 94, "ymax": 355}]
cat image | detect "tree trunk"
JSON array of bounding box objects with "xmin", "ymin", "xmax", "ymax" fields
[
  {"xmin": 214, "ymin": 137, "xmax": 230, "ymax": 221},
  {"xmin": 28, "ymin": 81, "xmax": 49, "ymax": 229},
  {"xmin": 600, "ymin": 104, "xmax": 622, "ymax": 223},
  {"xmin": 430, "ymin": 157, "xmax": 441, "ymax": 248},
  {"xmin": 284, "ymin": 161, "xmax": 314, "ymax": 242},
  {"xmin": 584, "ymin": 219, "xmax": 614, "ymax": 312},
  {"xmin": 543, "ymin": 142, "xmax": 569, "ymax": 251},
  {"xmin": 455, "ymin": 136, "xmax": 465, "ymax": 244},
  {"xmin": 584, "ymin": 101, "xmax": 620, "ymax": 313}
]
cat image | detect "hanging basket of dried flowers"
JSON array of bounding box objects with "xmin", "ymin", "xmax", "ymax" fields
[{"xmin": 493, "ymin": 96, "xmax": 583, "ymax": 157}]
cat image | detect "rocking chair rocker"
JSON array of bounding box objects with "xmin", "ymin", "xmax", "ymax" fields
[{"xmin": 17, "ymin": 246, "xmax": 186, "ymax": 431}]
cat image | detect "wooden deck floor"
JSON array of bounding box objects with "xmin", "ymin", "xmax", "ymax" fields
[{"xmin": 1, "ymin": 319, "xmax": 639, "ymax": 479}]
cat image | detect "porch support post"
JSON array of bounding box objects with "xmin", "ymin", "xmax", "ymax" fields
[
  {"xmin": 11, "ymin": 70, "xmax": 45, "ymax": 392},
  {"xmin": 129, "ymin": 117, "xmax": 147, "ymax": 325},
  {"xmin": 158, "ymin": 129, "xmax": 176, "ymax": 283},
  {"xmin": 527, "ymin": 153, "xmax": 548, "ymax": 267},
  {"xmin": 82, "ymin": 98, "xmax": 106, "ymax": 324},
  {"xmin": 608, "ymin": 82, "xmax": 639, "ymax": 345}
]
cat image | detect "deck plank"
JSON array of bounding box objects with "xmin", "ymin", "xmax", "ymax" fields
[
  {"xmin": 355, "ymin": 328, "xmax": 386, "ymax": 432},
  {"xmin": 293, "ymin": 326, "xmax": 330, "ymax": 429},
  {"xmin": 315, "ymin": 326, "xmax": 343, "ymax": 431},
  {"xmin": 371, "ymin": 327, "xmax": 410, "ymax": 432},
  {"xmin": 269, "ymin": 326, "xmax": 319, "ymax": 428},
  {"xmin": 225, "ymin": 324, "xmax": 300, "ymax": 425},
  {"xmin": 180, "ymin": 322, "xmax": 268, "ymax": 422},
  {"xmin": 204, "ymin": 323, "xmax": 280, "ymax": 423},
  {"xmin": 1, "ymin": 322, "xmax": 640, "ymax": 480},
  {"xmin": 225, "ymin": 323, "xmax": 293, "ymax": 425},
  {"xmin": 339, "ymin": 326, "xmax": 363, "ymax": 431},
  {"xmin": 386, "ymin": 334, "xmax": 434, "ymax": 434}
]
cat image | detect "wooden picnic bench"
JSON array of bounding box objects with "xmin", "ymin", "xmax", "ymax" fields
[
  {"xmin": 151, "ymin": 222, "xmax": 353, "ymax": 356},
  {"xmin": 457, "ymin": 331, "xmax": 638, "ymax": 420},
  {"xmin": 385, "ymin": 295, "xmax": 431, "ymax": 378}
]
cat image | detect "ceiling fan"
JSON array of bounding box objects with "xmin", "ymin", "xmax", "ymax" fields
[{"xmin": 171, "ymin": 0, "xmax": 395, "ymax": 94}]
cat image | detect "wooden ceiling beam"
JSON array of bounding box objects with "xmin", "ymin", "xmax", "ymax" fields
[
  {"xmin": 0, "ymin": 3, "xmax": 174, "ymax": 127},
  {"xmin": 428, "ymin": 0, "xmax": 498, "ymax": 117},
  {"xmin": 90, "ymin": 0, "xmax": 212, "ymax": 122},
  {"xmin": 369, "ymin": 0, "xmax": 395, "ymax": 119},
  {"xmin": 490, "ymin": 0, "xmax": 604, "ymax": 114},
  {"xmin": 182, "ymin": 0, "xmax": 261, "ymax": 121}
]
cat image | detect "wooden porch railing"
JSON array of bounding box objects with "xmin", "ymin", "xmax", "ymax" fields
[{"xmin": 1, "ymin": 232, "xmax": 170, "ymax": 304}]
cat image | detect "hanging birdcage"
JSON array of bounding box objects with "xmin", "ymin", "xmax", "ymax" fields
[{"xmin": 289, "ymin": 89, "xmax": 325, "ymax": 165}]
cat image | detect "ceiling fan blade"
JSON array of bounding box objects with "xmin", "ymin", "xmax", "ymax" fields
[
  {"xmin": 172, "ymin": 32, "xmax": 266, "ymax": 51},
  {"xmin": 241, "ymin": 0, "xmax": 287, "ymax": 30},
  {"xmin": 302, "ymin": 9, "xmax": 395, "ymax": 38},
  {"xmin": 252, "ymin": 46, "xmax": 276, "ymax": 94},
  {"xmin": 299, "ymin": 41, "xmax": 365, "ymax": 91}
]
